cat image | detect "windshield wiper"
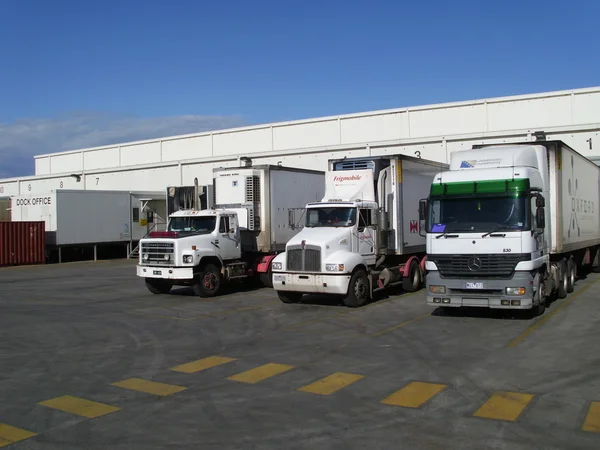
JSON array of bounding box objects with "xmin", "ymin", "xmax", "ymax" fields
[
  {"xmin": 482, "ymin": 224, "xmax": 522, "ymax": 238},
  {"xmin": 435, "ymin": 232, "xmax": 459, "ymax": 239}
]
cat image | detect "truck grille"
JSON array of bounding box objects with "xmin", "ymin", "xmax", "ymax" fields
[
  {"xmin": 287, "ymin": 246, "xmax": 321, "ymax": 272},
  {"xmin": 140, "ymin": 241, "xmax": 175, "ymax": 265},
  {"xmin": 428, "ymin": 254, "xmax": 530, "ymax": 279}
]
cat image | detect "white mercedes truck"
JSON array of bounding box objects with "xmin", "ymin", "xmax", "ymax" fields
[
  {"xmin": 422, "ymin": 138, "xmax": 600, "ymax": 316},
  {"xmin": 271, "ymin": 155, "xmax": 448, "ymax": 307},
  {"xmin": 137, "ymin": 162, "xmax": 324, "ymax": 297}
]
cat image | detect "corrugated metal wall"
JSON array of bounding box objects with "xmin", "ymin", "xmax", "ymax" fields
[
  {"xmin": 0, "ymin": 199, "xmax": 10, "ymax": 221},
  {"xmin": 0, "ymin": 222, "xmax": 46, "ymax": 267}
]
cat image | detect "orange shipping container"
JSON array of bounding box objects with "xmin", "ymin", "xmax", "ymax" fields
[{"xmin": 0, "ymin": 222, "xmax": 46, "ymax": 267}]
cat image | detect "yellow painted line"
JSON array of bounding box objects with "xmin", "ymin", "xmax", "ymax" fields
[
  {"xmin": 227, "ymin": 363, "xmax": 294, "ymax": 384},
  {"xmin": 369, "ymin": 313, "xmax": 431, "ymax": 337},
  {"xmin": 39, "ymin": 395, "xmax": 121, "ymax": 418},
  {"xmin": 381, "ymin": 381, "xmax": 446, "ymax": 408},
  {"xmin": 583, "ymin": 401, "xmax": 600, "ymax": 433},
  {"xmin": 0, "ymin": 423, "xmax": 37, "ymax": 447},
  {"xmin": 111, "ymin": 378, "xmax": 187, "ymax": 396},
  {"xmin": 507, "ymin": 273, "xmax": 600, "ymax": 348},
  {"xmin": 298, "ymin": 372, "xmax": 365, "ymax": 395},
  {"xmin": 473, "ymin": 391, "xmax": 534, "ymax": 421},
  {"xmin": 170, "ymin": 356, "xmax": 237, "ymax": 373}
]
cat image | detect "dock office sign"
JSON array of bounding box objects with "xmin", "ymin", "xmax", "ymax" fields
[{"xmin": 15, "ymin": 197, "xmax": 52, "ymax": 206}]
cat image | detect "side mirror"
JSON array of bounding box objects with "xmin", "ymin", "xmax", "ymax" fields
[
  {"xmin": 418, "ymin": 199, "xmax": 428, "ymax": 237},
  {"xmin": 536, "ymin": 196, "xmax": 545, "ymax": 208},
  {"xmin": 536, "ymin": 207, "xmax": 545, "ymax": 229},
  {"xmin": 419, "ymin": 199, "xmax": 428, "ymax": 221}
]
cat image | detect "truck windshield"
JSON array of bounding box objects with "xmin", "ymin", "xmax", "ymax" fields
[
  {"xmin": 306, "ymin": 207, "xmax": 356, "ymax": 227},
  {"xmin": 168, "ymin": 216, "xmax": 217, "ymax": 234},
  {"xmin": 428, "ymin": 196, "xmax": 530, "ymax": 233}
]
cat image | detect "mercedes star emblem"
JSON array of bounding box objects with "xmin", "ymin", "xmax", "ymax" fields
[{"xmin": 468, "ymin": 257, "xmax": 482, "ymax": 271}]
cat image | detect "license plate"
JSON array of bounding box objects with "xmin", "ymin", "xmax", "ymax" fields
[
  {"xmin": 273, "ymin": 274, "xmax": 286, "ymax": 282},
  {"xmin": 153, "ymin": 270, "xmax": 162, "ymax": 276},
  {"xmin": 465, "ymin": 282, "xmax": 484, "ymax": 289}
]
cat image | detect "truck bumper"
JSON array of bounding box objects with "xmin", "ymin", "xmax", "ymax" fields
[
  {"xmin": 137, "ymin": 265, "xmax": 194, "ymax": 280},
  {"xmin": 272, "ymin": 272, "xmax": 350, "ymax": 295},
  {"xmin": 426, "ymin": 271, "xmax": 535, "ymax": 309}
]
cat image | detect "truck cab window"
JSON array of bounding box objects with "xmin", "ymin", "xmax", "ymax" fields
[
  {"xmin": 168, "ymin": 216, "xmax": 217, "ymax": 234},
  {"xmin": 358, "ymin": 209, "xmax": 373, "ymax": 228},
  {"xmin": 306, "ymin": 207, "xmax": 356, "ymax": 227},
  {"xmin": 220, "ymin": 216, "xmax": 230, "ymax": 233}
]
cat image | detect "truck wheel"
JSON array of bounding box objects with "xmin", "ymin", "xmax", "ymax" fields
[
  {"xmin": 343, "ymin": 270, "xmax": 370, "ymax": 308},
  {"xmin": 277, "ymin": 291, "xmax": 303, "ymax": 304},
  {"xmin": 193, "ymin": 264, "xmax": 222, "ymax": 297},
  {"xmin": 145, "ymin": 278, "xmax": 172, "ymax": 295},
  {"xmin": 260, "ymin": 270, "xmax": 273, "ymax": 288},
  {"xmin": 532, "ymin": 280, "xmax": 546, "ymax": 317},
  {"xmin": 402, "ymin": 259, "xmax": 422, "ymax": 293},
  {"xmin": 557, "ymin": 260, "xmax": 568, "ymax": 299},
  {"xmin": 566, "ymin": 258, "xmax": 576, "ymax": 293}
]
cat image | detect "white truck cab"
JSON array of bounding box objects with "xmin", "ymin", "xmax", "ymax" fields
[
  {"xmin": 136, "ymin": 163, "xmax": 325, "ymax": 297},
  {"xmin": 137, "ymin": 209, "xmax": 244, "ymax": 296},
  {"xmin": 272, "ymin": 155, "xmax": 447, "ymax": 307},
  {"xmin": 423, "ymin": 139, "xmax": 600, "ymax": 317}
]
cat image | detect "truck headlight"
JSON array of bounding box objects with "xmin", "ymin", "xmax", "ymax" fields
[
  {"xmin": 326, "ymin": 263, "xmax": 345, "ymax": 272},
  {"xmin": 272, "ymin": 261, "xmax": 282, "ymax": 270},
  {"xmin": 429, "ymin": 285, "xmax": 446, "ymax": 294},
  {"xmin": 505, "ymin": 287, "xmax": 525, "ymax": 296},
  {"xmin": 183, "ymin": 255, "xmax": 193, "ymax": 264},
  {"xmin": 142, "ymin": 254, "xmax": 149, "ymax": 261}
]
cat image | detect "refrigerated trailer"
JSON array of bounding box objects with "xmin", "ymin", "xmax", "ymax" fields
[
  {"xmin": 422, "ymin": 139, "xmax": 600, "ymax": 316},
  {"xmin": 136, "ymin": 163, "xmax": 325, "ymax": 296},
  {"xmin": 271, "ymin": 155, "xmax": 448, "ymax": 307}
]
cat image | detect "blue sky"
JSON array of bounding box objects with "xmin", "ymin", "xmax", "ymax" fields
[{"xmin": 0, "ymin": 0, "xmax": 599, "ymax": 177}]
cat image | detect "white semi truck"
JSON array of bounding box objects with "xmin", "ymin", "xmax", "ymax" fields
[
  {"xmin": 137, "ymin": 163, "xmax": 324, "ymax": 297},
  {"xmin": 271, "ymin": 155, "xmax": 448, "ymax": 307},
  {"xmin": 422, "ymin": 138, "xmax": 600, "ymax": 316}
]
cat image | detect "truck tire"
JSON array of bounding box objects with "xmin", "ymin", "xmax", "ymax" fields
[
  {"xmin": 557, "ymin": 260, "xmax": 568, "ymax": 299},
  {"xmin": 402, "ymin": 259, "xmax": 422, "ymax": 293},
  {"xmin": 277, "ymin": 291, "xmax": 303, "ymax": 304},
  {"xmin": 566, "ymin": 258, "xmax": 576, "ymax": 293},
  {"xmin": 343, "ymin": 269, "xmax": 370, "ymax": 308},
  {"xmin": 532, "ymin": 280, "xmax": 546, "ymax": 317},
  {"xmin": 145, "ymin": 278, "xmax": 172, "ymax": 295},
  {"xmin": 193, "ymin": 264, "xmax": 222, "ymax": 297},
  {"xmin": 260, "ymin": 270, "xmax": 273, "ymax": 288}
]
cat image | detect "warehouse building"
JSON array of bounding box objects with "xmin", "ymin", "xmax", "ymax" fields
[
  {"xmin": 1, "ymin": 86, "xmax": 599, "ymax": 197},
  {"xmin": 1, "ymin": 86, "xmax": 599, "ymax": 263}
]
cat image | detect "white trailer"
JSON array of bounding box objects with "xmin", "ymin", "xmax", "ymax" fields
[
  {"xmin": 10, "ymin": 189, "xmax": 166, "ymax": 260},
  {"xmin": 271, "ymin": 155, "xmax": 448, "ymax": 307},
  {"xmin": 423, "ymin": 138, "xmax": 600, "ymax": 316},
  {"xmin": 137, "ymin": 163, "xmax": 325, "ymax": 296}
]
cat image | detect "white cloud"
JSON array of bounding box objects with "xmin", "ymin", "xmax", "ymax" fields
[{"xmin": 0, "ymin": 112, "xmax": 247, "ymax": 178}]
